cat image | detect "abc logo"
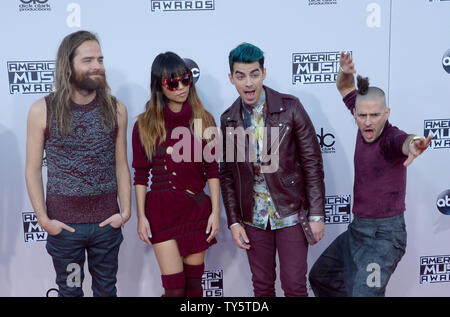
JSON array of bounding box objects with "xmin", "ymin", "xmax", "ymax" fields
[
  {"xmin": 436, "ymin": 189, "xmax": 450, "ymax": 215},
  {"xmin": 442, "ymin": 49, "xmax": 450, "ymax": 74},
  {"xmin": 316, "ymin": 128, "xmax": 335, "ymax": 148},
  {"xmin": 184, "ymin": 58, "xmax": 200, "ymax": 84}
]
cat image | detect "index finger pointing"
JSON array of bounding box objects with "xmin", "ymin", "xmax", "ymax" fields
[{"xmin": 424, "ymin": 134, "xmax": 433, "ymax": 147}]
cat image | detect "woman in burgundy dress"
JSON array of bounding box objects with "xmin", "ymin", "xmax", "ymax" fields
[{"xmin": 132, "ymin": 52, "xmax": 220, "ymax": 297}]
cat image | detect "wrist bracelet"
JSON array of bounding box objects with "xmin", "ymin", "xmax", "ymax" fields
[
  {"xmin": 308, "ymin": 216, "xmax": 324, "ymax": 223},
  {"xmin": 409, "ymin": 135, "xmax": 422, "ymax": 145}
]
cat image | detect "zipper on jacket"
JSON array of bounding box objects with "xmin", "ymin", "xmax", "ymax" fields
[
  {"xmin": 233, "ymin": 131, "xmax": 243, "ymax": 218},
  {"xmin": 228, "ymin": 121, "xmax": 245, "ymax": 220},
  {"xmin": 231, "ymin": 119, "xmax": 290, "ymax": 222},
  {"xmin": 235, "ymin": 159, "xmax": 244, "ymax": 220},
  {"xmin": 261, "ymin": 123, "xmax": 289, "ymax": 165}
]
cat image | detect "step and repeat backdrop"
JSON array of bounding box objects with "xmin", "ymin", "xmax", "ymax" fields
[{"xmin": 0, "ymin": 0, "xmax": 449, "ymax": 297}]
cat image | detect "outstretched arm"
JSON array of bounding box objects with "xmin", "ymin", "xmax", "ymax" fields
[
  {"xmin": 337, "ymin": 51, "xmax": 357, "ymax": 97},
  {"xmin": 402, "ymin": 134, "xmax": 433, "ymax": 167}
]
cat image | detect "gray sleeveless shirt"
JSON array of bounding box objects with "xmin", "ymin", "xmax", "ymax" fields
[{"xmin": 44, "ymin": 95, "xmax": 119, "ymax": 223}]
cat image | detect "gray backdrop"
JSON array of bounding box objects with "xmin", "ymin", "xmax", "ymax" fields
[{"xmin": 1, "ymin": 0, "xmax": 449, "ymax": 296}]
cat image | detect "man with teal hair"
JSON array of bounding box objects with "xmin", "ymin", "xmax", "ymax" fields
[{"xmin": 220, "ymin": 42, "xmax": 326, "ymax": 296}]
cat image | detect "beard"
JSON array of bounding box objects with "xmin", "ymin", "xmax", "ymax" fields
[{"xmin": 71, "ymin": 70, "xmax": 106, "ymax": 92}]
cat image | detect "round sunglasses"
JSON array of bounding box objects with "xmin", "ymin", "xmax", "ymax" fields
[{"xmin": 162, "ymin": 72, "xmax": 193, "ymax": 91}]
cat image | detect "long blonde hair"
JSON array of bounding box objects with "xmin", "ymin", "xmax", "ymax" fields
[
  {"xmin": 137, "ymin": 52, "xmax": 215, "ymax": 160},
  {"xmin": 49, "ymin": 30, "xmax": 117, "ymax": 136}
]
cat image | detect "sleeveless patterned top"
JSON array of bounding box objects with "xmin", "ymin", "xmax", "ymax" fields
[{"xmin": 44, "ymin": 95, "xmax": 119, "ymax": 223}]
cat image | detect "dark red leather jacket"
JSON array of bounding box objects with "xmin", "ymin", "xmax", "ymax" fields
[{"xmin": 219, "ymin": 86, "xmax": 325, "ymax": 244}]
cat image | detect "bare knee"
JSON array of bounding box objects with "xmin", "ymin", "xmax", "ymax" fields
[
  {"xmin": 183, "ymin": 251, "xmax": 206, "ymax": 266},
  {"xmin": 153, "ymin": 239, "xmax": 184, "ymax": 275}
]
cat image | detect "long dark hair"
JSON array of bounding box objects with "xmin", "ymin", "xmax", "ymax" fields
[{"xmin": 137, "ymin": 52, "xmax": 215, "ymax": 160}]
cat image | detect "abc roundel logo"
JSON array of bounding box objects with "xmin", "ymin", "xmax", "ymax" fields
[
  {"xmin": 443, "ymin": 49, "xmax": 450, "ymax": 74},
  {"xmin": 436, "ymin": 189, "xmax": 450, "ymax": 215},
  {"xmin": 184, "ymin": 58, "xmax": 200, "ymax": 84}
]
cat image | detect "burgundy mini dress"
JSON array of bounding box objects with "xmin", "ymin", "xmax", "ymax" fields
[{"xmin": 132, "ymin": 102, "xmax": 218, "ymax": 256}]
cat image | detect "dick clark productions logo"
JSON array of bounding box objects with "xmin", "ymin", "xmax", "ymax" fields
[{"xmin": 19, "ymin": 0, "xmax": 51, "ymax": 12}]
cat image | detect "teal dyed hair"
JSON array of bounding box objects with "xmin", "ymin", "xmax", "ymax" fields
[{"xmin": 228, "ymin": 42, "xmax": 264, "ymax": 73}]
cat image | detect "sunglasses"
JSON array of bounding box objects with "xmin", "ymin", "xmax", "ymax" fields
[{"xmin": 162, "ymin": 72, "xmax": 193, "ymax": 91}]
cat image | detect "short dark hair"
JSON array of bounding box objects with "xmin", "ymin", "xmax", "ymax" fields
[
  {"xmin": 356, "ymin": 75, "xmax": 386, "ymax": 108},
  {"xmin": 228, "ymin": 42, "xmax": 264, "ymax": 73}
]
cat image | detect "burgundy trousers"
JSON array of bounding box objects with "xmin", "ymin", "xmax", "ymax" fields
[{"xmin": 245, "ymin": 223, "xmax": 309, "ymax": 297}]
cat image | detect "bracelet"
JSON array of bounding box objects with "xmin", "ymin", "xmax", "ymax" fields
[
  {"xmin": 409, "ymin": 135, "xmax": 422, "ymax": 145},
  {"xmin": 308, "ymin": 216, "xmax": 324, "ymax": 223}
]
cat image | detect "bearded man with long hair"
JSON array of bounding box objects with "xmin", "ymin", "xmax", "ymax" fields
[{"xmin": 25, "ymin": 30, "xmax": 131, "ymax": 297}]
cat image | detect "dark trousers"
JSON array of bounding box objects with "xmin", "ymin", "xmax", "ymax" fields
[
  {"xmin": 245, "ymin": 223, "xmax": 309, "ymax": 297},
  {"xmin": 309, "ymin": 214, "xmax": 407, "ymax": 297},
  {"xmin": 46, "ymin": 223, "xmax": 123, "ymax": 297}
]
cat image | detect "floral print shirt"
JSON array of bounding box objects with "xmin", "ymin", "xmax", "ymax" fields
[{"xmin": 241, "ymin": 92, "xmax": 299, "ymax": 230}]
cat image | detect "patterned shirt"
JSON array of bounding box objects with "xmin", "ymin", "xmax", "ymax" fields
[
  {"xmin": 44, "ymin": 95, "xmax": 119, "ymax": 224},
  {"xmin": 241, "ymin": 92, "xmax": 299, "ymax": 230}
]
